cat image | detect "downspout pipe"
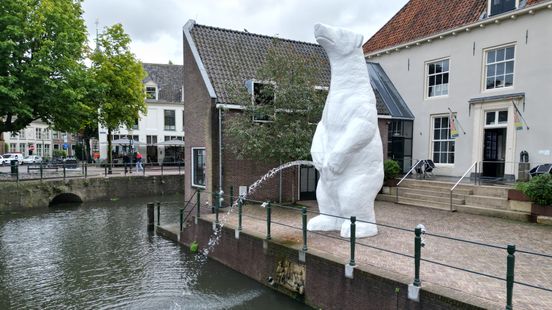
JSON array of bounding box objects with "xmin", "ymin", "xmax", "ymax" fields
[{"xmin": 217, "ymin": 106, "xmax": 223, "ymax": 205}]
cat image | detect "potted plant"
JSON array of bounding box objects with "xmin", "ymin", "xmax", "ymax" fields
[
  {"xmin": 517, "ymin": 174, "xmax": 552, "ymax": 222},
  {"xmin": 381, "ymin": 160, "xmax": 401, "ymax": 194}
]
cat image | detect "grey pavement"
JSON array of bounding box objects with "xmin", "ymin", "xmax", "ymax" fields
[{"xmin": 203, "ymin": 200, "xmax": 552, "ymax": 310}]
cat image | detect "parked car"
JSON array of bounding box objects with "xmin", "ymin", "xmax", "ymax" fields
[
  {"xmin": 22, "ymin": 155, "xmax": 43, "ymax": 165},
  {"xmin": 1, "ymin": 153, "xmax": 24, "ymax": 165}
]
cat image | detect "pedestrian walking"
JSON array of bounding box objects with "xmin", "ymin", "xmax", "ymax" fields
[
  {"xmin": 122, "ymin": 153, "xmax": 131, "ymax": 174},
  {"xmin": 135, "ymin": 152, "xmax": 143, "ymax": 172}
]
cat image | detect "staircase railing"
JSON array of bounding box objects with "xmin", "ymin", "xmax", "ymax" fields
[
  {"xmin": 396, "ymin": 160, "xmax": 422, "ymax": 203},
  {"xmin": 450, "ymin": 161, "xmax": 478, "ymax": 211}
]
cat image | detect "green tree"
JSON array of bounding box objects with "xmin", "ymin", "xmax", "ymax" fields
[
  {"xmin": 0, "ymin": 0, "xmax": 90, "ymax": 135},
  {"xmin": 89, "ymin": 24, "xmax": 146, "ymax": 164},
  {"xmin": 226, "ymin": 42, "xmax": 327, "ymax": 163}
]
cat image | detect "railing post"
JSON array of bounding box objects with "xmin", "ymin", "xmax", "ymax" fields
[
  {"xmin": 63, "ymin": 162, "xmax": 66, "ymax": 181},
  {"xmin": 215, "ymin": 192, "xmax": 220, "ymax": 225},
  {"xmin": 413, "ymin": 227, "xmax": 422, "ymax": 287},
  {"xmin": 396, "ymin": 186, "xmax": 399, "ymax": 203},
  {"xmin": 40, "ymin": 162, "xmax": 43, "ymax": 181},
  {"xmin": 349, "ymin": 216, "xmax": 356, "ymax": 266},
  {"xmin": 161, "ymin": 162, "xmax": 164, "ymax": 176},
  {"xmin": 506, "ymin": 244, "xmax": 516, "ymax": 310},
  {"xmin": 143, "ymin": 162, "xmax": 146, "ymax": 176},
  {"xmin": 147, "ymin": 202, "xmax": 155, "ymax": 231},
  {"xmin": 266, "ymin": 201, "xmax": 271, "ymax": 240},
  {"xmin": 179, "ymin": 208, "xmax": 184, "ymax": 232},
  {"xmin": 85, "ymin": 163, "xmax": 88, "ymax": 179},
  {"xmin": 156, "ymin": 201, "xmax": 161, "ymax": 226},
  {"xmin": 196, "ymin": 190, "xmax": 201, "ymax": 220},
  {"xmin": 238, "ymin": 198, "xmax": 243, "ymax": 231},
  {"xmin": 302, "ymin": 207, "xmax": 308, "ymax": 252},
  {"xmin": 178, "ymin": 161, "xmax": 181, "ymax": 175},
  {"xmin": 104, "ymin": 165, "xmax": 107, "ymax": 177},
  {"xmin": 450, "ymin": 190, "xmax": 453, "ymax": 212},
  {"xmin": 230, "ymin": 185, "xmax": 234, "ymax": 207},
  {"xmin": 474, "ymin": 162, "xmax": 478, "ymax": 185}
]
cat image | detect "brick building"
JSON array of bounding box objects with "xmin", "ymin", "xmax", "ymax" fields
[{"xmin": 182, "ymin": 20, "xmax": 413, "ymax": 204}]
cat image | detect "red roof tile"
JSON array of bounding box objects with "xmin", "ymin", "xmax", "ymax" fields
[{"xmin": 363, "ymin": 0, "xmax": 546, "ymax": 54}]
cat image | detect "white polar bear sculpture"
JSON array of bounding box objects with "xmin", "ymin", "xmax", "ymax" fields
[{"xmin": 308, "ymin": 23, "xmax": 384, "ymax": 238}]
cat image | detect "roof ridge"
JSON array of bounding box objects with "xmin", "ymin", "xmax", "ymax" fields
[
  {"xmin": 143, "ymin": 63, "xmax": 183, "ymax": 67},
  {"xmin": 193, "ymin": 23, "xmax": 321, "ymax": 48}
]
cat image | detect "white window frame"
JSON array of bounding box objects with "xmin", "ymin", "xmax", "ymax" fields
[
  {"xmin": 430, "ymin": 114, "xmax": 455, "ymax": 165},
  {"xmin": 164, "ymin": 109, "xmax": 176, "ymax": 131},
  {"xmin": 425, "ymin": 57, "xmax": 450, "ymax": 99},
  {"xmin": 483, "ymin": 44, "xmax": 515, "ymax": 91},
  {"xmin": 145, "ymin": 82, "xmax": 158, "ymax": 101},
  {"xmin": 191, "ymin": 147, "xmax": 206, "ymax": 188},
  {"xmin": 484, "ymin": 109, "xmax": 509, "ymax": 128}
]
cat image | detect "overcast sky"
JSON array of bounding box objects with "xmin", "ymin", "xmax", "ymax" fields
[{"xmin": 82, "ymin": 0, "xmax": 408, "ymax": 65}]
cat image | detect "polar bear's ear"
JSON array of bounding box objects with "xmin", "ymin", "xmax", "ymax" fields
[{"xmin": 355, "ymin": 34, "xmax": 364, "ymax": 48}]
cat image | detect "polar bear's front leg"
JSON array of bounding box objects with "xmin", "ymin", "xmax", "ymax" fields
[{"xmin": 307, "ymin": 178, "xmax": 343, "ymax": 231}]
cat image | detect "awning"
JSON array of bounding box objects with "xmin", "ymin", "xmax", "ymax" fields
[{"xmin": 155, "ymin": 139, "xmax": 185, "ymax": 146}]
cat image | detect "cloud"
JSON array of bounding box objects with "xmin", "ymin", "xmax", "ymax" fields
[{"xmin": 82, "ymin": 0, "xmax": 408, "ymax": 64}]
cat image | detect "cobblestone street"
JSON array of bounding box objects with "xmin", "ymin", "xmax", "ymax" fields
[{"xmin": 203, "ymin": 200, "xmax": 552, "ymax": 309}]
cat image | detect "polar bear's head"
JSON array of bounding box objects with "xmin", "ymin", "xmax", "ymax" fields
[{"xmin": 314, "ymin": 23, "xmax": 364, "ymax": 58}]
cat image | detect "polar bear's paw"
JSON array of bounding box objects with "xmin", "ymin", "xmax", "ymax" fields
[
  {"xmin": 340, "ymin": 221, "xmax": 378, "ymax": 238},
  {"xmin": 307, "ymin": 215, "xmax": 342, "ymax": 232}
]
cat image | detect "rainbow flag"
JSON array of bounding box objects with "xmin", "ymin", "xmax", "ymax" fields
[
  {"xmin": 514, "ymin": 106, "xmax": 523, "ymax": 130},
  {"xmin": 450, "ymin": 113, "xmax": 459, "ymax": 138}
]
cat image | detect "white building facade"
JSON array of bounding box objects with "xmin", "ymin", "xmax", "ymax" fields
[
  {"xmin": 3, "ymin": 122, "xmax": 77, "ymax": 158},
  {"xmin": 98, "ymin": 63, "xmax": 185, "ymax": 163},
  {"xmin": 364, "ymin": 0, "xmax": 552, "ymax": 181}
]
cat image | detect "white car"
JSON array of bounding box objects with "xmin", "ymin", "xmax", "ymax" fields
[
  {"xmin": 22, "ymin": 155, "xmax": 43, "ymax": 165},
  {"xmin": 1, "ymin": 153, "xmax": 24, "ymax": 165}
]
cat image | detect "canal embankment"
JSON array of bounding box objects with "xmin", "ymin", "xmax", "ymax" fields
[
  {"xmin": 0, "ymin": 175, "xmax": 185, "ymax": 210},
  {"xmin": 158, "ymin": 212, "xmax": 496, "ymax": 310}
]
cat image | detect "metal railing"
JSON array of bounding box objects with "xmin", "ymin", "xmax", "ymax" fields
[
  {"xmin": 449, "ymin": 161, "xmax": 478, "ymax": 211},
  {"xmin": 0, "ymin": 160, "xmax": 184, "ymax": 183},
  {"xmin": 161, "ymin": 189, "xmax": 552, "ymax": 309},
  {"xmin": 396, "ymin": 159, "xmax": 422, "ymax": 203}
]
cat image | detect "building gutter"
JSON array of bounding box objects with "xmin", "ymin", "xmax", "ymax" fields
[{"xmin": 365, "ymin": 1, "xmax": 552, "ymax": 58}]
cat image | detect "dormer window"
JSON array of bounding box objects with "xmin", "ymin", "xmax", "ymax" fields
[
  {"xmin": 489, "ymin": 0, "xmax": 517, "ymax": 16},
  {"xmin": 251, "ymin": 81, "xmax": 275, "ymax": 122},
  {"xmin": 145, "ymin": 85, "xmax": 158, "ymax": 100}
]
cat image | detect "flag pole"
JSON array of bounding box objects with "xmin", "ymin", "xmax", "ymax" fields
[{"xmin": 512, "ymin": 100, "xmax": 529, "ymax": 130}]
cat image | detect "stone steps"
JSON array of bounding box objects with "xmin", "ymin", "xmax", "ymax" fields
[{"xmin": 379, "ymin": 178, "xmax": 528, "ymax": 221}]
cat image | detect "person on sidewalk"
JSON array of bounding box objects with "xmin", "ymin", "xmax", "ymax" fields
[
  {"xmin": 122, "ymin": 153, "xmax": 131, "ymax": 174},
  {"xmin": 135, "ymin": 152, "xmax": 143, "ymax": 172}
]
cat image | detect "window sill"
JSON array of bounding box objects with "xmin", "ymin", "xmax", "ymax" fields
[
  {"xmin": 424, "ymin": 94, "xmax": 449, "ymax": 101},
  {"xmin": 192, "ymin": 184, "xmax": 206, "ymax": 189},
  {"xmin": 482, "ymin": 86, "xmax": 514, "ymax": 94}
]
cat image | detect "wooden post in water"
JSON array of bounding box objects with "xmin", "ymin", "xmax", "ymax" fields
[{"xmin": 147, "ymin": 203, "xmax": 155, "ymax": 231}]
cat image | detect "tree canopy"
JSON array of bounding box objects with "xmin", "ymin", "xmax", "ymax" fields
[
  {"xmin": 226, "ymin": 43, "xmax": 327, "ymax": 163},
  {"xmin": 0, "ymin": 0, "xmax": 90, "ymax": 134},
  {"xmin": 89, "ymin": 23, "xmax": 146, "ymax": 162}
]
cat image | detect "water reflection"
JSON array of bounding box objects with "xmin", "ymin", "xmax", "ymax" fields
[{"xmin": 0, "ymin": 196, "xmax": 309, "ymax": 309}]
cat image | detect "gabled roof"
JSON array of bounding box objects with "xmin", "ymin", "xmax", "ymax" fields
[
  {"xmin": 142, "ymin": 63, "xmax": 184, "ymax": 103},
  {"xmin": 186, "ymin": 21, "xmax": 330, "ymax": 104},
  {"xmin": 363, "ymin": 0, "xmax": 547, "ymax": 55},
  {"xmin": 184, "ymin": 20, "xmax": 413, "ymax": 117}
]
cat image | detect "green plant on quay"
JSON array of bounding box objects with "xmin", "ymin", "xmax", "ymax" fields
[
  {"xmin": 516, "ymin": 174, "xmax": 552, "ymax": 206},
  {"xmin": 384, "ymin": 159, "xmax": 401, "ymax": 181},
  {"xmin": 190, "ymin": 241, "xmax": 199, "ymax": 253}
]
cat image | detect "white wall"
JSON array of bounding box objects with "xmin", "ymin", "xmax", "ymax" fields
[
  {"xmin": 367, "ymin": 9, "xmax": 552, "ymax": 177},
  {"xmin": 98, "ymin": 101, "xmax": 185, "ymax": 162}
]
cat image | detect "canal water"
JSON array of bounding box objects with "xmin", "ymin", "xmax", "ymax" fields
[{"xmin": 0, "ymin": 195, "xmax": 309, "ymax": 309}]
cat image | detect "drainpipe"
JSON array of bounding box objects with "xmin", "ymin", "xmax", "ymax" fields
[{"xmin": 218, "ymin": 106, "xmax": 223, "ymax": 205}]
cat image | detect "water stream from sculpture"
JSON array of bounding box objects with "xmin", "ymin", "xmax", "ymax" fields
[{"xmin": 196, "ymin": 160, "xmax": 313, "ymax": 262}]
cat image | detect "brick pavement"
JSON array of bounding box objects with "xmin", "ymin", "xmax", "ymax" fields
[{"xmin": 204, "ymin": 200, "xmax": 552, "ymax": 309}]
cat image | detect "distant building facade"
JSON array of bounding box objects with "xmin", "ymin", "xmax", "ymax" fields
[
  {"xmin": 2, "ymin": 121, "xmax": 77, "ymax": 158},
  {"xmin": 97, "ymin": 63, "xmax": 185, "ymax": 163}
]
